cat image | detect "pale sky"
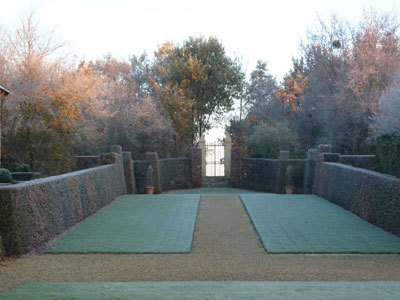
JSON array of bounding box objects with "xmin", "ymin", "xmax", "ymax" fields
[{"xmin": 1, "ymin": 0, "xmax": 399, "ymax": 141}]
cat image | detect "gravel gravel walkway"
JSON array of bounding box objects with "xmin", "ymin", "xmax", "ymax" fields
[{"xmin": 1, "ymin": 195, "xmax": 400, "ymax": 294}]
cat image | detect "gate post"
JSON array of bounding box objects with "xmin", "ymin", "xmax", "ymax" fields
[
  {"xmin": 122, "ymin": 151, "xmax": 136, "ymax": 194},
  {"xmin": 231, "ymin": 148, "xmax": 243, "ymax": 187},
  {"xmin": 199, "ymin": 135, "xmax": 206, "ymax": 177},
  {"xmin": 190, "ymin": 147, "xmax": 202, "ymax": 188},
  {"xmin": 224, "ymin": 133, "xmax": 232, "ymax": 178},
  {"xmin": 275, "ymin": 150, "xmax": 290, "ymax": 194}
]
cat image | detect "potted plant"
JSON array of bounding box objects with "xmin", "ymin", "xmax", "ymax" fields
[
  {"xmin": 145, "ymin": 165, "xmax": 154, "ymax": 194},
  {"xmin": 285, "ymin": 165, "xmax": 294, "ymax": 194}
]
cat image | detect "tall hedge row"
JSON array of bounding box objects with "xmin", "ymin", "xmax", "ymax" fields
[
  {"xmin": 0, "ymin": 161, "xmax": 126, "ymax": 255},
  {"xmin": 242, "ymin": 158, "xmax": 306, "ymax": 193},
  {"xmin": 313, "ymin": 162, "xmax": 400, "ymax": 237},
  {"xmin": 159, "ymin": 158, "xmax": 191, "ymax": 191},
  {"xmin": 370, "ymin": 132, "xmax": 400, "ymax": 178},
  {"xmin": 133, "ymin": 160, "xmax": 148, "ymax": 194},
  {"xmin": 133, "ymin": 158, "xmax": 192, "ymax": 193},
  {"xmin": 242, "ymin": 158, "xmax": 279, "ymax": 192}
]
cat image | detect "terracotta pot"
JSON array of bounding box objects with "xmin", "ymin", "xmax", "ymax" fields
[
  {"xmin": 145, "ymin": 187, "xmax": 154, "ymax": 194},
  {"xmin": 285, "ymin": 186, "xmax": 294, "ymax": 194}
]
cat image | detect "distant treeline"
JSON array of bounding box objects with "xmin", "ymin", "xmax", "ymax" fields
[
  {"xmin": 228, "ymin": 9, "xmax": 400, "ymax": 169},
  {"xmin": 1, "ymin": 10, "xmax": 400, "ymax": 177}
]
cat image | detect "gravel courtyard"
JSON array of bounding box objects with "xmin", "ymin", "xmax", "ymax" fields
[{"xmin": 1, "ymin": 194, "xmax": 400, "ymax": 295}]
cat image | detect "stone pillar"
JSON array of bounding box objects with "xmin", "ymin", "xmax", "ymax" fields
[
  {"xmin": 224, "ymin": 134, "xmax": 232, "ymax": 178},
  {"xmin": 198, "ymin": 135, "xmax": 206, "ymax": 177},
  {"xmin": 145, "ymin": 152, "xmax": 162, "ymax": 194},
  {"xmin": 110, "ymin": 145, "xmax": 122, "ymax": 155},
  {"xmin": 122, "ymin": 151, "xmax": 136, "ymax": 194},
  {"xmin": 313, "ymin": 144, "xmax": 339, "ymax": 195},
  {"xmin": 275, "ymin": 150, "xmax": 290, "ymax": 194},
  {"xmin": 231, "ymin": 148, "xmax": 243, "ymax": 188},
  {"xmin": 190, "ymin": 147, "xmax": 202, "ymax": 188},
  {"xmin": 307, "ymin": 149, "xmax": 318, "ymax": 160},
  {"xmin": 303, "ymin": 149, "xmax": 317, "ymax": 194},
  {"xmin": 99, "ymin": 147, "xmax": 127, "ymax": 195}
]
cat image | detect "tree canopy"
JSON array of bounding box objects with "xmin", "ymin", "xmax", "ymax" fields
[
  {"xmin": 228, "ymin": 9, "xmax": 400, "ymax": 159},
  {"xmin": 154, "ymin": 36, "xmax": 244, "ymax": 145}
]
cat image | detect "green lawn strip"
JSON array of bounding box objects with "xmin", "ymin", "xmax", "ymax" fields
[
  {"xmin": 2, "ymin": 281, "xmax": 400, "ymax": 300},
  {"xmin": 46, "ymin": 195, "xmax": 199, "ymax": 253},
  {"xmin": 167, "ymin": 187, "xmax": 265, "ymax": 194},
  {"xmin": 241, "ymin": 194, "xmax": 400, "ymax": 253}
]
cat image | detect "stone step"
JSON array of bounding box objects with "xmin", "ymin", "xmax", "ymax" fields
[{"xmin": 202, "ymin": 176, "xmax": 231, "ymax": 187}]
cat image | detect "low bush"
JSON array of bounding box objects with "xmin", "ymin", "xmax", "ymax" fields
[
  {"xmin": 246, "ymin": 121, "xmax": 301, "ymax": 159},
  {"xmin": 0, "ymin": 169, "xmax": 11, "ymax": 183},
  {"xmin": 15, "ymin": 164, "xmax": 30, "ymax": 172}
]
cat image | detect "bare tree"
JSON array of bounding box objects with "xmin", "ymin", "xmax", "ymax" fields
[
  {"xmin": 295, "ymin": 10, "xmax": 400, "ymax": 153},
  {"xmin": 375, "ymin": 70, "xmax": 400, "ymax": 135}
]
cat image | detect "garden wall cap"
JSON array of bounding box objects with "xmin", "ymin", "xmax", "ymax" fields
[{"xmin": 278, "ymin": 151, "xmax": 290, "ymax": 159}]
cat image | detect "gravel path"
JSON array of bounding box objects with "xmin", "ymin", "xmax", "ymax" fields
[
  {"xmin": 1, "ymin": 195, "xmax": 400, "ymax": 293},
  {"xmin": 191, "ymin": 195, "xmax": 265, "ymax": 257}
]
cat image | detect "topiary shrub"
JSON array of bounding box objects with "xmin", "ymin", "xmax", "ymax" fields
[
  {"xmin": 286, "ymin": 165, "xmax": 293, "ymax": 186},
  {"xmin": 146, "ymin": 165, "xmax": 154, "ymax": 187},
  {"xmin": 15, "ymin": 164, "xmax": 30, "ymax": 172},
  {"xmin": 0, "ymin": 168, "xmax": 12, "ymax": 183}
]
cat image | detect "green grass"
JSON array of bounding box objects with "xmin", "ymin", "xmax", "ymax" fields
[
  {"xmin": 241, "ymin": 194, "xmax": 400, "ymax": 253},
  {"xmin": 2, "ymin": 282, "xmax": 400, "ymax": 300},
  {"xmin": 46, "ymin": 195, "xmax": 199, "ymax": 253}
]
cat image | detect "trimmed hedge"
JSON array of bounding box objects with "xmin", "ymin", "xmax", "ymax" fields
[
  {"xmin": 339, "ymin": 155, "xmax": 375, "ymax": 170},
  {"xmin": 313, "ymin": 162, "xmax": 400, "ymax": 237},
  {"xmin": 303, "ymin": 159, "xmax": 316, "ymax": 194},
  {"xmin": 73, "ymin": 156, "xmax": 100, "ymax": 171},
  {"xmin": 15, "ymin": 164, "xmax": 30, "ymax": 172},
  {"xmin": 242, "ymin": 158, "xmax": 279, "ymax": 192},
  {"xmin": 0, "ymin": 154, "xmax": 126, "ymax": 255},
  {"xmin": 122, "ymin": 152, "xmax": 136, "ymax": 194},
  {"xmin": 134, "ymin": 158, "xmax": 192, "ymax": 193},
  {"xmin": 11, "ymin": 172, "xmax": 41, "ymax": 181},
  {"xmin": 133, "ymin": 160, "xmax": 148, "ymax": 194},
  {"xmin": 242, "ymin": 158, "xmax": 306, "ymax": 193},
  {"xmin": 159, "ymin": 158, "xmax": 191, "ymax": 191}
]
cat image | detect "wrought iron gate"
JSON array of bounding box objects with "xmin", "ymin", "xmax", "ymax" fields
[{"xmin": 205, "ymin": 143, "xmax": 225, "ymax": 176}]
